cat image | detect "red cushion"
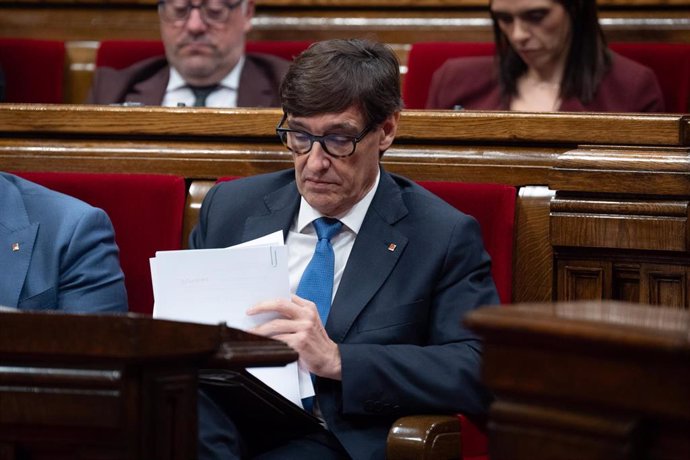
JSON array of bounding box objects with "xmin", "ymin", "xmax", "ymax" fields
[
  {"xmin": 95, "ymin": 40, "xmax": 165, "ymax": 69},
  {"xmin": 13, "ymin": 172, "xmax": 187, "ymax": 315},
  {"xmin": 403, "ymin": 42, "xmax": 495, "ymax": 109},
  {"xmin": 609, "ymin": 42, "xmax": 690, "ymax": 113},
  {"xmin": 0, "ymin": 38, "xmax": 65, "ymax": 103},
  {"xmin": 95, "ymin": 40, "xmax": 311, "ymax": 69},
  {"xmin": 458, "ymin": 414, "xmax": 489, "ymax": 460},
  {"xmin": 418, "ymin": 181, "xmax": 515, "ymax": 305}
]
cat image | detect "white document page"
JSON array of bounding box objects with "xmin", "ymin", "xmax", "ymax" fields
[{"xmin": 150, "ymin": 231, "xmax": 314, "ymax": 407}]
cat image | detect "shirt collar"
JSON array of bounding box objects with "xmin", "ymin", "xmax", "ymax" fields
[
  {"xmin": 165, "ymin": 55, "xmax": 245, "ymax": 92},
  {"xmin": 296, "ymin": 169, "xmax": 381, "ymax": 235}
]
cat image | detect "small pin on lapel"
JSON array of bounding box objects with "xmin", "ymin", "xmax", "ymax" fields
[
  {"xmin": 11, "ymin": 242, "xmax": 20, "ymax": 252},
  {"xmin": 387, "ymin": 243, "xmax": 397, "ymax": 252}
]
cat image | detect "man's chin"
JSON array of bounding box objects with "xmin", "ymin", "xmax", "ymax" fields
[{"xmin": 178, "ymin": 63, "xmax": 218, "ymax": 81}]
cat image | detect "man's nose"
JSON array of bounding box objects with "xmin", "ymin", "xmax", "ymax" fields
[
  {"xmin": 185, "ymin": 6, "xmax": 209, "ymax": 33},
  {"xmin": 305, "ymin": 141, "xmax": 331, "ymax": 169}
]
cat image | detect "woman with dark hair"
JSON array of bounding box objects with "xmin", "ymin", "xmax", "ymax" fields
[{"xmin": 426, "ymin": 0, "xmax": 665, "ymax": 112}]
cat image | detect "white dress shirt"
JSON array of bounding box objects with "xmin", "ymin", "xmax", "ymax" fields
[
  {"xmin": 162, "ymin": 56, "xmax": 245, "ymax": 108},
  {"xmin": 287, "ymin": 170, "xmax": 381, "ymax": 301}
]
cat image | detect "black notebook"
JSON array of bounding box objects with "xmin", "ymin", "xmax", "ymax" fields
[{"xmin": 199, "ymin": 369, "xmax": 324, "ymax": 453}]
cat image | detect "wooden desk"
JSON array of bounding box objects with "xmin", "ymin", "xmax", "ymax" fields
[
  {"xmin": 0, "ymin": 309, "xmax": 296, "ymax": 459},
  {"xmin": 465, "ymin": 301, "xmax": 690, "ymax": 460},
  {"xmin": 0, "ymin": 106, "xmax": 689, "ymax": 308}
]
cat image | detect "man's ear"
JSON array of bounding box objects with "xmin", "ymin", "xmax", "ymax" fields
[
  {"xmin": 378, "ymin": 111, "xmax": 400, "ymax": 153},
  {"xmin": 243, "ymin": 0, "xmax": 255, "ymax": 33}
]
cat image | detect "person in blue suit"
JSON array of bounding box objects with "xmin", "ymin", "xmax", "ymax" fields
[
  {"xmin": 0, "ymin": 172, "xmax": 127, "ymax": 312},
  {"xmin": 192, "ymin": 39, "xmax": 498, "ymax": 459}
]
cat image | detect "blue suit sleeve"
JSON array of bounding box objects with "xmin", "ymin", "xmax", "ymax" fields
[{"xmin": 58, "ymin": 206, "xmax": 128, "ymax": 313}]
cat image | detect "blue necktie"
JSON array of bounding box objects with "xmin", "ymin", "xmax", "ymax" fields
[
  {"xmin": 296, "ymin": 217, "xmax": 343, "ymax": 325},
  {"xmin": 296, "ymin": 217, "xmax": 342, "ymax": 413}
]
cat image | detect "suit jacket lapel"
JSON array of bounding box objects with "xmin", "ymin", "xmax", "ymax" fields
[
  {"xmin": 326, "ymin": 171, "xmax": 409, "ymax": 341},
  {"xmin": 128, "ymin": 59, "xmax": 169, "ymax": 106},
  {"xmin": 0, "ymin": 176, "xmax": 38, "ymax": 308},
  {"xmin": 242, "ymin": 181, "xmax": 301, "ymax": 243},
  {"xmin": 237, "ymin": 57, "xmax": 278, "ymax": 108}
]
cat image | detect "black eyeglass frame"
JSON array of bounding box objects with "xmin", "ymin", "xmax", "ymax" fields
[
  {"xmin": 157, "ymin": 0, "xmax": 244, "ymax": 25},
  {"xmin": 275, "ymin": 113, "xmax": 375, "ymax": 159}
]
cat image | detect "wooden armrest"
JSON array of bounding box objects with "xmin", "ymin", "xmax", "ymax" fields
[{"xmin": 387, "ymin": 415, "xmax": 461, "ymax": 460}]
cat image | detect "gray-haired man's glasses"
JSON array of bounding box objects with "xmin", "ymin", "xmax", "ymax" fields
[
  {"xmin": 276, "ymin": 113, "xmax": 374, "ymax": 159},
  {"xmin": 157, "ymin": 0, "xmax": 243, "ymax": 26}
]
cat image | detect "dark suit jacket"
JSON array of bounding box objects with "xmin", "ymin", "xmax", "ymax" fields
[
  {"xmin": 426, "ymin": 51, "xmax": 665, "ymax": 112},
  {"xmin": 191, "ymin": 168, "xmax": 498, "ymax": 459},
  {"xmin": 0, "ymin": 172, "xmax": 127, "ymax": 312},
  {"xmin": 86, "ymin": 53, "xmax": 289, "ymax": 107}
]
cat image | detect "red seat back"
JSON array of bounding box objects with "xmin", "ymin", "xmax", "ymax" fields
[
  {"xmin": 609, "ymin": 42, "xmax": 690, "ymax": 113},
  {"xmin": 418, "ymin": 181, "xmax": 516, "ymax": 305},
  {"xmin": 14, "ymin": 172, "xmax": 187, "ymax": 315},
  {"xmin": 95, "ymin": 40, "xmax": 312, "ymax": 69},
  {"xmin": 404, "ymin": 41, "xmax": 690, "ymax": 112},
  {"xmin": 0, "ymin": 38, "xmax": 65, "ymax": 103},
  {"xmin": 403, "ymin": 42, "xmax": 496, "ymax": 109}
]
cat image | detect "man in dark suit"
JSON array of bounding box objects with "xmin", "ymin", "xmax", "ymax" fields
[
  {"xmin": 0, "ymin": 172, "xmax": 127, "ymax": 312},
  {"xmin": 87, "ymin": 0, "xmax": 288, "ymax": 107},
  {"xmin": 192, "ymin": 39, "xmax": 498, "ymax": 459}
]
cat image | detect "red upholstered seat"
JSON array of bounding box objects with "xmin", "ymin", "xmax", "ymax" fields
[
  {"xmin": 418, "ymin": 181, "xmax": 515, "ymax": 305},
  {"xmin": 14, "ymin": 172, "xmax": 187, "ymax": 315},
  {"xmin": 404, "ymin": 41, "xmax": 690, "ymax": 112},
  {"xmin": 95, "ymin": 40, "xmax": 312, "ymax": 69},
  {"xmin": 403, "ymin": 42, "xmax": 496, "ymax": 109},
  {"xmin": 95, "ymin": 40, "xmax": 165, "ymax": 69},
  {"xmin": 0, "ymin": 38, "xmax": 65, "ymax": 103},
  {"xmin": 608, "ymin": 42, "xmax": 690, "ymax": 113},
  {"xmin": 419, "ymin": 180, "xmax": 516, "ymax": 460}
]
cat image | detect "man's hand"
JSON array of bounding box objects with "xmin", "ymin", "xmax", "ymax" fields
[{"xmin": 247, "ymin": 295, "xmax": 342, "ymax": 380}]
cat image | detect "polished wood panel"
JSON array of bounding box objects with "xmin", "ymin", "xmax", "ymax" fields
[
  {"xmin": 465, "ymin": 301, "xmax": 690, "ymax": 460},
  {"xmin": 514, "ymin": 186, "xmax": 554, "ymax": 303},
  {"xmin": 551, "ymin": 198, "xmax": 690, "ymax": 251},
  {"xmin": 0, "ymin": 309, "xmax": 296, "ymax": 459}
]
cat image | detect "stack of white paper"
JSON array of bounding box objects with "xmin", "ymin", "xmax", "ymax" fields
[{"xmin": 150, "ymin": 231, "xmax": 314, "ymax": 407}]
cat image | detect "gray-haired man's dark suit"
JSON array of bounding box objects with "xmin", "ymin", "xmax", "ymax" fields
[
  {"xmin": 86, "ymin": 53, "xmax": 288, "ymax": 107},
  {"xmin": 191, "ymin": 168, "xmax": 498, "ymax": 460}
]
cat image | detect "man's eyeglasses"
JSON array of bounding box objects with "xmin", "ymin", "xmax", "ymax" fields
[
  {"xmin": 157, "ymin": 0, "xmax": 243, "ymax": 26},
  {"xmin": 276, "ymin": 114, "xmax": 374, "ymax": 159}
]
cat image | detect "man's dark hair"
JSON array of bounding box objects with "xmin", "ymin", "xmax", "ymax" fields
[
  {"xmin": 280, "ymin": 39, "xmax": 403, "ymax": 126},
  {"xmin": 492, "ymin": 0, "xmax": 611, "ymax": 104}
]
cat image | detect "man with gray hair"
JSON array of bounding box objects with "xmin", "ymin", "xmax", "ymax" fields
[
  {"xmin": 87, "ymin": 0, "xmax": 288, "ymax": 107},
  {"xmin": 194, "ymin": 39, "xmax": 497, "ymax": 459}
]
